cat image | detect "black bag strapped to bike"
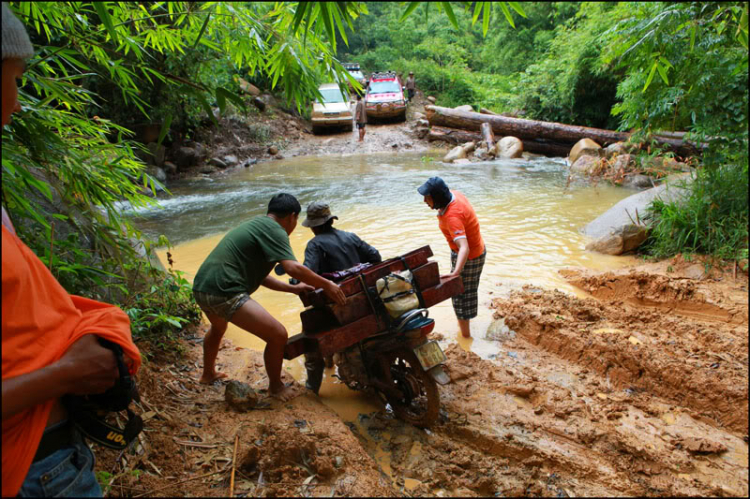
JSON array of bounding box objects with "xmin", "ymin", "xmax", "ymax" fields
[{"xmin": 62, "ymin": 337, "xmax": 143, "ymax": 450}]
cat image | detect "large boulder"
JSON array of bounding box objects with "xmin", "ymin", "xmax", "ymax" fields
[
  {"xmin": 444, "ymin": 145, "xmax": 467, "ymax": 163},
  {"xmin": 494, "ymin": 136, "xmax": 523, "ymax": 159},
  {"xmin": 570, "ymin": 155, "xmax": 600, "ymax": 175},
  {"xmin": 584, "ymin": 173, "xmax": 694, "ymax": 239},
  {"xmin": 173, "ymin": 146, "xmax": 199, "ymax": 169},
  {"xmin": 569, "ymin": 138, "xmax": 602, "ymax": 165},
  {"xmin": 454, "ymin": 105, "xmax": 474, "ymax": 113},
  {"xmin": 585, "ymin": 224, "xmax": 649, "ymax": 255}
]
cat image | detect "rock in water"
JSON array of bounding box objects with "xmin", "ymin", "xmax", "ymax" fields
[
  {"xmin": 570, "ymin": 155, "xmax": 600, "ymax": 175},
  {"xmin": 495, "ymin": 136, "xmax": 523, "ymax": 159},
  {"xmin": 569, "ymin": 138, "xmax": 602, "ymax": 165},
  {"xmin": 225, "ymin": 380, "xmax": 258, "ymax": 412},
  {"xmin": 444, "ymin": 145, "xmax": 467, "ymax": 163},
  {"xmin": 585, "ymin": 224, "xmax": 648, "ymax": 255}
]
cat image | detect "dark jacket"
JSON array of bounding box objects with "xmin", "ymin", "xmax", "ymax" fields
[{"xmin": 303, "ymin": 228, "xmax": 381, "ymax": 275}]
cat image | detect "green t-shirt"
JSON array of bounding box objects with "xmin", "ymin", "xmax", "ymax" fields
[{"xmin": 193, "ymin": 216, "xmax": 296, "ymax": 297}]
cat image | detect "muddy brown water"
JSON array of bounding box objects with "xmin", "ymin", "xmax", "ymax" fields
[{"xmin": 123, "ymin": 151, "xmax": 643, "ymax": 487}]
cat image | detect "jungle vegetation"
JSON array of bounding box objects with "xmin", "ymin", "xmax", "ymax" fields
[{"xmin": 2, "ymin": 2, "xmax": 747, "ymax": 345}]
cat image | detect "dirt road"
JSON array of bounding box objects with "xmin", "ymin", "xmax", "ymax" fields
[{"xmin": 97, "ymin": 256, "xmax": 747, "ymax": 497}]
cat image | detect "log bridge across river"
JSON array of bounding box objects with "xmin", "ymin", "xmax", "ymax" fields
[{"xmin": 284, "ymin": 246, "xmax": 464, "ymax": 360}]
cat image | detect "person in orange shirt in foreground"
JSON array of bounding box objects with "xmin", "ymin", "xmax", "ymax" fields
[
  {"xmin": 1, "ymin": 3, "xmax": 141, "ymax": 496},
  {"xmin": 418, "ymin": 177, "xmax": 487, "ymax": 338}
]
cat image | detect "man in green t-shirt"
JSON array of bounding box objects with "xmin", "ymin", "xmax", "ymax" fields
[{"xmin": 192, "ymin": 193, "xmax": 346, "ymax": 402}]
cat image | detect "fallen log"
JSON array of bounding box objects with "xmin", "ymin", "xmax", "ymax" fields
[
  {"xmin": 428, "ymin": 126, "xmax": 571, "ymax": 157},
  {"xmin": 480, "ymin": 122, "xmax": 495, "ymax": 152},
  {"xmin": 425, "ymin": 105, "xmax": 701, "ymax": 157},
  {"xmin": 480, "ymin": 107, "xmax": 498, "ymax": 116}
]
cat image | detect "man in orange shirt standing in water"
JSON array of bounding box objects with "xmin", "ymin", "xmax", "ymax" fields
[{"xmin": 418, "ymin": 177, "xmax": 486, "ymax": 338}]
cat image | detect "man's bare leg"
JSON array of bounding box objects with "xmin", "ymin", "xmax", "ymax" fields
[
  {"xmin": 458, "ymin": 318, "xmax": 471, "ymax": 338},
  {"xmin": 230, "ymin": 298, "xmax": 298, "ymax": 402},
  {"xmin": 200, "ymin": 313, "xmax": 230, "ymax": 384}
]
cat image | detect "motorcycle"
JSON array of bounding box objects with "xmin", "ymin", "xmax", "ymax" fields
[{"xmin": 333, "ymin": 307, "xmax": 449, "ymax": 428}]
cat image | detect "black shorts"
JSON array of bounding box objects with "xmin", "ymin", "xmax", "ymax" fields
[{"xmin": 356, "ymin": 123, "xmax": 366, "ymax": 129}]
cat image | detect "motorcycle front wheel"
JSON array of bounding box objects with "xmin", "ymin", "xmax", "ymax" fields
[{"xmin": 379, "ymin": 348, "xmax": 439, "ymax": 428}]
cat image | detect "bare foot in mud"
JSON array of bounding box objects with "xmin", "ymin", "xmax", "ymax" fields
[
  {"xmin": 268, "ymin": 382, "xmax": 302, "ymax": 402},
  {"xmin": 199, "ymin": 371, "xmax": 228, "ymax": 384}
]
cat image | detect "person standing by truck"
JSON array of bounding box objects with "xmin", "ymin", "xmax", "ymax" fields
[
  {"xmin": 406, "ymin": 71, "xmax": 416, "ymax": 102},
  {"xmin": 354, "ymin": 93, "xmax": 367, "ymax": 142},
  {"xmin": 417, "ymin": 177, "xmax": 486, "ymax": 339}
]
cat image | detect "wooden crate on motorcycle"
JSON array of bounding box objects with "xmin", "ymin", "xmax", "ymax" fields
[
  {"xmin": 284, "ymin": 274, "xmax": 464, "ymax": 360},
  {"xmin": 299, "ymin": 260, "xmax": 441, "ymax": 333},
  {"xmin": 298, "ymin": 246, "xmax": 434, "ymax": 309}
]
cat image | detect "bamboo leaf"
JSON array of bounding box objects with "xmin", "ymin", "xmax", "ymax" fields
[
  {"xmin": 507, "ymin": 2, "xmax": 527, "ymax": 18},
  {"xmin": 400, "ymin": 2, "xmax": 421, "ymax": 22},
  {"xmin": 498, "ymin": 2, "xmax": 515, "ymax": 30},
  {"xmin": 157, "ymin": 115, "xmax": 172, "ymax": 146},
  {"xmin": 643, "ymin": 61, "xmax": 658, "ymax": 92},
  {"xmin": 483, "ymin": 2, "xmax": 492, "ymax": 35},
  {"xmin": 441, "ymin": 2, "xmax": 458, "ymax": 29},
  {"xmin": 93, "ymin": 2, "xmax": 119, "ymax": 46},
  {"xmin": 192, "ymin": 12, "xmax": 211, "ymax": 49},
  {"xmin": 656, "ymin": 63, "xmax": 669, "ymax": 85}
]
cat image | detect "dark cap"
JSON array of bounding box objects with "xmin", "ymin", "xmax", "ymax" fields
[
  {"xmin": 302, "ymin": 202, "xmax": 338, "ymax": 228},
  {"xmin": 417, "ymin": 176, "xmax": 450, "ymax": 197}
]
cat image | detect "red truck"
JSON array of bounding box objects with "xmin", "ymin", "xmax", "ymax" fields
[{"xmin": 365, "ymin": 71, "xmax": 408, "ymax": 121}]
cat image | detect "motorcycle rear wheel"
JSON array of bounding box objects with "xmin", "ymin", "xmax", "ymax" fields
[{"xmin": 379, "ymin": 348, "xmax": 439, "ymax": 427}]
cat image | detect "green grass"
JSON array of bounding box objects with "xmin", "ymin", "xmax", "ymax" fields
[{"xmin": 643, "ymin": 163, "xmax": 749, "ymax": 262}]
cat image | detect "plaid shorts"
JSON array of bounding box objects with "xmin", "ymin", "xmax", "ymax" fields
[
  {"xmin": 193, "ymin": 290, "xmax": 250, "ymax": 322},
  {"xmin": 450, "ymin": 249, "xmax": 486, "ymax": 320}
]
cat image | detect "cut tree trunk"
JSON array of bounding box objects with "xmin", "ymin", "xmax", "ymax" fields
[
  {"xmin": 425, "ymin": 105, "xmax": 701, "ymax": 157},
  {"xmin": 480, "ymin": 122, "xmax": 495, "ymax": 152},
  {"xmin": 428, "ymin": 126, "xmax": 570, "ymax": 157}
]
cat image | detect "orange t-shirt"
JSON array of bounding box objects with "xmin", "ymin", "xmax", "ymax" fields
[
  {"xmin": 437, "ymin": 190, "xmax": 485, "ymax": 259},
  {"xmin": 2, "ymin": 226, "xmax": 141, "ymax": 497}
]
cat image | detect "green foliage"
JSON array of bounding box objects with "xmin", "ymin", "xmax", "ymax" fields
[
  {"xmin": 514, "ymin": 2, "xmax": 624, "ymax": 128},
  {"xmin": 605, "ymin": 2, "xmax": 748, "ymax": 149},
  {"xmin": 3, "ymin": 2, "xmax": 363, "ymax": 348},
  {"xmin": 643, "ymin": 161, "xmax": 749, "ymax": 262}
]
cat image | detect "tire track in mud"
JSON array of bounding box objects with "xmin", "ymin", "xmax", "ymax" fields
[{"xmin": 351, "ymin": 266, "xmax": 747, "ymax": 497}]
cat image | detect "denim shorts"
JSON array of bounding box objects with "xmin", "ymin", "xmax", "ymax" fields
[
  {"xmin": 18, "ymin": 421, "xmax": 101, "ymax": 497},
  {"xmin": 193, "ymin": 290, "xmax": 250, "ymax": 321}
]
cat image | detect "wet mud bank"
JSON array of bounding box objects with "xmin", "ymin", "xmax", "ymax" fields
[{"xmin": 97, "ymin": 256, "xmax": 747, "ymax": 497}]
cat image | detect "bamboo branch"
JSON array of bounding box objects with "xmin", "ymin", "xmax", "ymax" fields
[{"xmin": 229, "ymin": 433, "xmax": 239, "ymax": 497}]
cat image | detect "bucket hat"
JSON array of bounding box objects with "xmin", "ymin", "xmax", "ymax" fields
[{"xmin": 302, "ymin": 201, "xmax": 338, "ymax": 228}]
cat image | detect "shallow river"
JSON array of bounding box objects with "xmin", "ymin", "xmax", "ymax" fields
[{"xmin": 123, "ymin": 151, "xmax": 637, "ymax": 444}]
